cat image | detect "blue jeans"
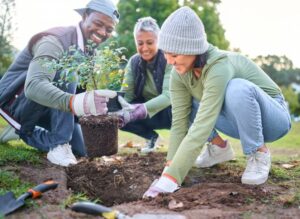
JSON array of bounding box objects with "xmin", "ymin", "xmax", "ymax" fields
[
  {"xmin": 121, "ymin": 106, "xmax": 172, "ymax": 139},
  {"xmin": 19, "ymin": 81, "xmax": 86, "ymax": 156},
  {"xmin": 122, "ymin": 99, "xmax": 200, "ymax": 140},
  {"xmin": 210, "ymin": 79, "xmax": 291, "ymax": 155}
]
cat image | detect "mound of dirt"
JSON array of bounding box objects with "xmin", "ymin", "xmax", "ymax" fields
[
  {"xmin": 67, "ymin": 152, "xmax": 300, "ymax": 218},
  {"xmin": 4, "ymin": 153, "xmax": 300, "ymax": 218},
  {"xmin": 67, "ymin": 153, "xmax": 165, "ymax": 206}
]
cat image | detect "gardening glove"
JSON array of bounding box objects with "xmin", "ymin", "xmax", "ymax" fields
[
  {"xmin": 71, "ymin": 90, "xmax": 117, "ymax": 117},
  {"xmin": 115, "ymin": 96, "xmax": 148, "ymax": 127},
  {"xmin": 143, "ymin": 175, "xmax": 180, "ymax": 198}
]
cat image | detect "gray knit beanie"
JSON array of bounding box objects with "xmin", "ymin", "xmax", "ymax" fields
[{"xmin": 158, "ymin": 6, "xmax": 209, "ymax": 55}]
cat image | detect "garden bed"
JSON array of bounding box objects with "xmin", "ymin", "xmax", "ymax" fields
[{"xmin": 3, "ymin": 152, "xmax": 300, "ymax": 218}]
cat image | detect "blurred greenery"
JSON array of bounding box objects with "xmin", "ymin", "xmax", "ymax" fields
[
  {"xmin": 41, "ymin": 40, "xmax": 127, "ymax": 91},
  {"xmin": 116, "ymin": 0, "xmax": 229, "ymax": 58},
  {"xmin": 1, "ymin": 1, "xmax": 299, "ymax": 116},
  {"xmin": 0, "ymin": 170, "xmax": 34, "ymax": 197},
  {"xmin": 116, "ymin": 0, "xmax": 179, "ymax": 58},
  {"xmin": 0, "ymin": 141, "xmax": 41, "ymax": 166},
  {"xmin": 119, "ymin": 121, "xmax": 300, "ymax": 161},
  {"xmin": 0, "ymin": 0, "xmax": 15, "ymax": 76}
]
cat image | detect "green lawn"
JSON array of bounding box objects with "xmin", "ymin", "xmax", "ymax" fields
[
  {"xmin": 119, "ymin": 121, "xmax": 300, "ymax": 160},
  {"xmin": 1, "ymin": 117, "xmax": 299, "ymax": 160}
]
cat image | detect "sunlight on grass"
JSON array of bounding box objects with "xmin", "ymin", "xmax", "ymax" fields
[
  {"xmin": 270, "ymin": 166, "xmax": 291, "ymax": 180},
  {"xmin": 0, "ymin": 120, "xmax": 42, "ymax": 165},
  {"xmin": 119, "ymin": 122, "xmax": 300, "ymax": 160},
  {"xmin": 0, "ymin": 119, "xmax": 7, "ymax": 127},
  {"xmin": 0, "ymin": 170, "xmax": 34, "ymax": 197},
  {"xmin": 61, "ymin": 193, "xmax": 99, "ymax": 208},
  {"xmin": 0, "ymin": 141, "xmax": 41, "ymax": 165},
  {"xmin": 270, "ymin": 122, "xmax": 300, "ymax": 149}
]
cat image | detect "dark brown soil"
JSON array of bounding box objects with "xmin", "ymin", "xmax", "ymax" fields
[
  {"xmin": 79, "ymin": 115, "xmax": 118, "ymax": 158},
  {"xmin": 3, "ymin": 153, "xmax": 300, "ymax": 218},
  {"xmin": 66, "ymin": 152, "xmax": 300, "ymax": 218},
  {"xmin": 66, "ymin": 153, "xmax": 165, "ymax": 206},
  {"xmin": 107, "ymin": 91, "xmax": 124, "ymax": 112}
]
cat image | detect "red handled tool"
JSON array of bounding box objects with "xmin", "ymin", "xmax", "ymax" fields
[{"xmin": 0, "ymin": 180, "xmax": 58, "ymax": 216}]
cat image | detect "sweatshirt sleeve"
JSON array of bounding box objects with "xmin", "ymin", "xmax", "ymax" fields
[
  {"xmin": 144, "ymin": 64, "xmax": 171, "ymax": 117},
  {"xmin": 167, "ymin": 69, "xmax": 192, "ymax": 161},
  {"xmin": 166, "ymin": 62, "xmax": 234, "ymax": 184},
  {"xmin": 24, "ymin": 35, "xmax": 73, "ymax": 112}
]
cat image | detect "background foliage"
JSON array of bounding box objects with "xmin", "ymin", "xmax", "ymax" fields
[
  {"xmin": 116, "ymin": 0, "xmax": 179, "ymax": 58},
  {"xmin": 0, "ymin": 0, "xmax": 299, "ymax": 115},
  {"xmin": 42, "ymin": 40, "xmax": 127, "ymax": 91},
  {"xmin": 0, "ymin": 0, "xmax": 15, "ymax": 77},
  {"xmin": 254, "ymin": 55, "xmax": 300, "ymax": 115},
  {"xmin": 116, "ymin": 0, "xmax": 229, "ymax": 58}
]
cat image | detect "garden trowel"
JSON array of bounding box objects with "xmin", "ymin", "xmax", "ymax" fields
[
  {"xmin": 71, "ymin": 201, "xmax": 186, "ymax": 219},
  {"xmin": 0, "ymin": 180, "xmax": 58, "ymax": 216}
]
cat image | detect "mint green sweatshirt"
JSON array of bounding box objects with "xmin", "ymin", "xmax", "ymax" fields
[
  {"xmin": 121, "ymin": 57, "xmax": 172, "ymax": 117},
  {"xmin": 25, "ymin": 35, "xmax": 72, "ymax": 112},
  {"xmin": 165, "ymin": 45, "xmax": 281, "ymax": 184}
]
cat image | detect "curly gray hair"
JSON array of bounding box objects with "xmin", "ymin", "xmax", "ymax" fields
[{"xmin": 133, "ymin": 17, "xmax": 160, "ymax": 39}]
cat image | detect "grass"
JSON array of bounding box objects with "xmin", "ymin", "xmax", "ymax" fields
[
  {"xmin": 0, "ymin": 141, "xmax": 41, "ymax": 166},
  {"xmin": 0, "ymin": 170, "xmax": 34, "ymax": 197},
  {"xmin": 119, "ymin": 122, "xmax": 300, "ymax": 158},
  {"xmin": 61, "ymin": 193, "xmax": 97, "ymax": 208}
]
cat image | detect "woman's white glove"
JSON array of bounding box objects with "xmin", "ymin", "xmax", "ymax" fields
[
  {"xmin": 71, "ymin": 90, "xmax": 117, "ymax": 117},
  {"xmin": 143, "ymin": 175, "xmax": 180, "ymax": 198}
]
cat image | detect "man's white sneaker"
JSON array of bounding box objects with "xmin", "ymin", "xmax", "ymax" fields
[
  {"xmin": 47, "ymin": 143, "xmax": 77, "ymax": 167},
  {"xmin": 241, "ymin": 151, "xmax": 271, "ymax": 185},
  {"xmin": 0, "ymin": 125, "xmax": 19, "ymax": 143},
  {"xmin": 194, "ymin": 141, "xmax": 234, "ymax": 168}
]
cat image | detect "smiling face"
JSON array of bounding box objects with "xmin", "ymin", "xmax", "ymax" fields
[
  {"xmin": 135, "ymin": 31, "xmax": 158, "ymax": 62},
  {"xmin": 81, "ymin": 11, "xmax": 116, "ymax": 45},
  {"xmin": 164, "ymin": 53, "xmax": 197, "ymax": 74}
]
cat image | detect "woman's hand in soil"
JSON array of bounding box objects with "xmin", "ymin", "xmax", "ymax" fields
[
  {"xmin": 71, "ymin": 90, "xmax": 117, "ymax": 116},
  {"xmin": 143, "ymin": 176, "xmax": 180, "ymax": 198},
  {"xmin": 114, "ymin": 96, "xmax": 148, "ymax": 127}
]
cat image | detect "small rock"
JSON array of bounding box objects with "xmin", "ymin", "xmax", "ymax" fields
[{"xmin": 168, "ymin": 199, "xmax": 184, "ymax": 209}]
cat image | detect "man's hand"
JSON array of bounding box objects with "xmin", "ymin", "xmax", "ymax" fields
[
  {"xmin": 71, "ymin": 90, "xmax": 117, "ymax": 117},
  {"xmin": 115, "ymin": 96, "xmax": 148, "ymax": 127}
]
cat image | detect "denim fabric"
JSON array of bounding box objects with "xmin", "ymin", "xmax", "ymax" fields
[
  {"xmin": 214, "ymin": 78, "xmax": 291, "ymax": 155},
  {"xmin": 19, "ymin": 81, "xmax": 86, "ymax": 156},
  {"xmin": 121, "ymin": 98, "xmax": 209, "ymax": 140},
  {"xmin": 121, "ymin": 106, "xmax": 172, "ymax": 140}
]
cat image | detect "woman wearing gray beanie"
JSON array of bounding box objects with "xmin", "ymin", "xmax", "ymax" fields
[{"xmin": 143, "ymin": 6, "xmax": 291, "ymax": 198}]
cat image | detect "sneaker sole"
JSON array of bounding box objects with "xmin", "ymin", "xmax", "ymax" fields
[
  {"xmin": 47, "ymin": 155, "xmax": 76, "ymax": 167},
  {"xmin": 141, "ymin": 148, "xmax": 156, "ymax": 154},
  {"xmin": 241, "ymin": 176, "xmax": 268, "ymax": 185},
  {"xmin": 195, "ymin": 151, "xmax": 235, "ymax": 168}
]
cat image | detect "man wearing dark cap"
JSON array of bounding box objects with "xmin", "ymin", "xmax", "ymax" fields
[{"xmin": 0, "ymin": 0, "xmax": 120, "ymax": 166}]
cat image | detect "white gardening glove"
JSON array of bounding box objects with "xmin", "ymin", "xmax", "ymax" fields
[
  {"xmin": 115, "ymin": 96, "xmax": 148, "ymax": 127},
  {"xmin": 71, "ymin": 90, "xmax": 117, "ymax": 117},
  {"xmin": 143, "ymin": 175, "xmax": 180, "ymax": 198}
]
